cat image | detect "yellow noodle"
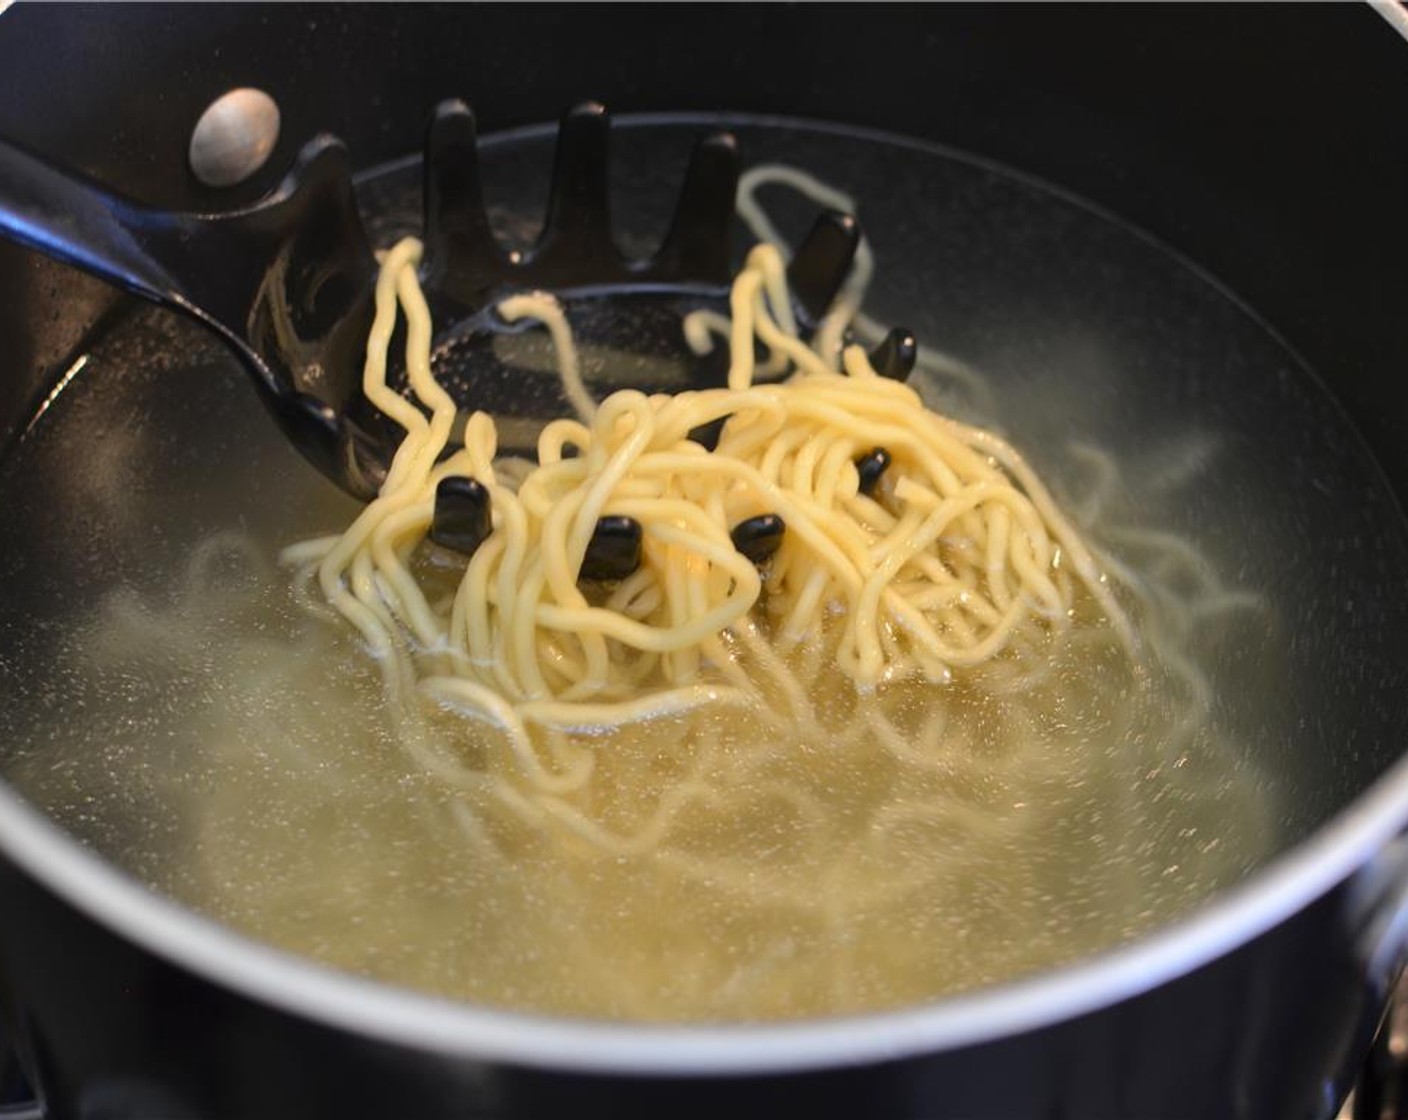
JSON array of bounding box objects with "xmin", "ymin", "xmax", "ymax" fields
[{"xmin": 168, "ymin": 192, "xmax": 1274, "ymax": 1022}]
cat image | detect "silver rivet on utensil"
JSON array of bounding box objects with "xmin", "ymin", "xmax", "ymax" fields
[{"xmin": 188, "ymin": 88, "xmax": 281, "ymax": 188}]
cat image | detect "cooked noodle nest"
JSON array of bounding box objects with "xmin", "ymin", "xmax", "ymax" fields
[
  {"xmin": 1, "ymin": 160, "xmax": 1276, "ymax": 1021},
  {"xmin": 215, "ymin": 192, "xmax": 1266, "ymax": 1018},
  {"xmin": 291, "ymin": 237, "xmax": 1135, "ymax": 741}
]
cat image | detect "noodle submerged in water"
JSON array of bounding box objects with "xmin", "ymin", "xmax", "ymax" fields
[
  {"xmin": 250, "ymin": 190, "xmax": 1267, "ymax": 1015},
  {"xmin": 0, "ymin": 152, "xmax": 1275, "ymax": 1021}
]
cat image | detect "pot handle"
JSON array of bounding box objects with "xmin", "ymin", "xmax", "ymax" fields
[{"xmin": 1350, "ymin": 831, "xmax": 1408, "ymax": 996}]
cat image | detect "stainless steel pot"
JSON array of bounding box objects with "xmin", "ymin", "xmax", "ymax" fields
[{"xmin": 2, "ymin": 6, "xmax": 1408, "ymax": 1118}]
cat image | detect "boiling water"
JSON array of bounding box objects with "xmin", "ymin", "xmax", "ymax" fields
[{"xmin": 1, "ymin": 118, "xmax": 1401, "ymax": 1022}]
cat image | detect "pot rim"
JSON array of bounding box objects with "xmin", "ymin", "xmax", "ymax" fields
[
  {"xmin": 3, "ymin": 746, "xmax": 1408, "ymax": 1075},
  {"xmin": 4, "ymin": 103, "xmax": 1408, "ymax": 1077}
]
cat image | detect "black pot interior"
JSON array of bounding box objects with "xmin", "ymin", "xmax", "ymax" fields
[{"xmin": 0, "ymin": 0, "xmax": 1406, "ymax": 997}]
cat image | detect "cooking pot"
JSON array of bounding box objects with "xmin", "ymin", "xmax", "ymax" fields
[{"xmin": 2, "ymin": 5, "xmax": 1408, "ymax": 1118}]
